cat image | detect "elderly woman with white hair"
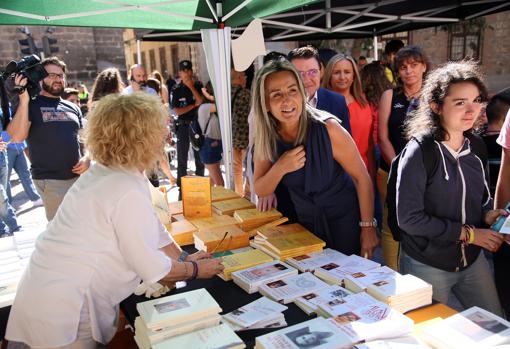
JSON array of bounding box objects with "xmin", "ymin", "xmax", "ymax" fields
[
  {"xmin": 252, "ymin": 59, "xmax": 379, "ymax": 258},
  {"xmin": 6, "ymin": 93, "xmax": 224, "ymax": 349}
]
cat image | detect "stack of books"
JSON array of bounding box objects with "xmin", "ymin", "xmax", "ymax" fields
[
  {"xmin": 212, "ymin": 197, "xmax": 255, "ymax": 216},
  {"xmin": 219, "ymin": 249, "xmax": 273, "ymax": 281},
  {"xmin": 234, "ymin": 208, "xmax": 283, "ymax": 231},
  {"xmin": 317, "ymin": 292, "xmax": 414, "ymax": 344},
  {"xmin": 366, "ymin": 273, "xmax": 432, "ymax": 313},
  {"xmin": 232, "ymin": 260, "xmax": 298, "ymax": 294},
  {"xmin": 258, "ymin": 272, "xmax": 329, "ymax": 304},
  {"xmin": 294, "ymin": 284, "xmax": 353, "ymax": 315},
  {"xmin": 255, "ymin": 317, "xmax": 354, "ymax": 349},
  {"xmin": 193, "ymin": 225, "xmax": 249, "ymax": 253},
  {"xmin": 134, "ymin": 289, "xmax": 223, "ymax": 349},
  {"xmin": 421, "ymin": 306, "xmax": 510, "ymax": 348},
  {"xmin": 314, "ymin": 254, "xmax": 380, "ymax": 286},
  {"xmin": 188, "ymin": 215, "xmax": 238, "ymax": 231},
  {"xmin": 256, "ymin": 222, "xmax": 308, "ymax": 238},
  {"xmin": 343, "ymin": 266, "xmax": 399, "ymax": 293},
  {"xmin": 286, "ymin": 248, "xmax": 349, "ymax": 272},
  {"xmin": 211, "ymin": 186, "xmax": 241, "ymax": 202},
  {"xmin": 223, "ymin": 297, "xmax": 288, "ymax": 331},
  {"xmin": 151, "ymin": 324, "xmax": 245, "ymax": 349},
  {"xmin": 166, "ymin": 219, "xmax": 198, "ymax": 246},
  {"xmin": 251, "ymin": 227, "xmax": 325, "ymax": 261},
  {"xmin": 355, "ymin": 336, "xmax": 431, "ymax": 348}
]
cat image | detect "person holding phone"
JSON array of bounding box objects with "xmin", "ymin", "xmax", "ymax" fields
[{"xmin": 122, "ymin": 64, "xmax": 157, "ymax": 95}]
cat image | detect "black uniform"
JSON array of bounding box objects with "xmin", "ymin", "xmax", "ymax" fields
[{"xmin": 170, "ymin": 81, "xmax": 204, "ymax": 196}]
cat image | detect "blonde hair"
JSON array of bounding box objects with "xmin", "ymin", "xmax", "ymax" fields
[
  {"xmin": 322, "ymin": 54, "xmax": 367, "ymax": 107},
  {"xmin": 83, "ymin": 93, "xmax": 167, "ymax": 170},
  {"xmin": 252, "ymin": 59, "xmax": 325, "ymax": 161}
]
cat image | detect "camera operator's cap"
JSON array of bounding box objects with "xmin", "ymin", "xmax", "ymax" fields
[{"xmin": 178, "ymin": 60, "xmax": 192, "ymax": 71}]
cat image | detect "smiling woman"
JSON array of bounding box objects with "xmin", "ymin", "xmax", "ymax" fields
[{"xmin": 252, "ymin": 60, "xmax": 379, "ymax": 257}]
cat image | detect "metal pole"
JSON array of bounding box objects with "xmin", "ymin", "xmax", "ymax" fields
[
  {"xmin": 373, "ymin": 32, "xmax": 378, "ymax": 60},
  {"xmin": 136, "ymin": 39, "xmax": 141, "ymax": 64}
]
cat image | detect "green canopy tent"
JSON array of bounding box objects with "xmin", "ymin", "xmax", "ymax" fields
[{"xmin": 0, "ymin": 0, "xmax": 318, "ymax": 189}]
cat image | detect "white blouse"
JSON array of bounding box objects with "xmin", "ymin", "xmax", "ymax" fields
[{"xmin": 6, "ymin": 163, "xmax": 174, "ymax": 347}]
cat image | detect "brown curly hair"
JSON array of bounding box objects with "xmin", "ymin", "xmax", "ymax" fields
[{"xmin": 91, "ymin": 68, "xmax": 124, "ymax": 102}]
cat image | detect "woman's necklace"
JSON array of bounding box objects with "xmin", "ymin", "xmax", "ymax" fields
[{"xmin": 404, "ymin": 86, "xmax": 421, "ymax": 100}]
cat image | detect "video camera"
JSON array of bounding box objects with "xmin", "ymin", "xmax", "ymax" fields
[
  {"xmin": 2, "ymin": 54, "xmax": 48, "ymax": 99},
  {"xmin": 0, "ymin": 54, "xmax": 48, "ymax": 129}
]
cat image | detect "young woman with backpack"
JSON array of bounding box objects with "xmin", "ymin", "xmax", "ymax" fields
[{"xmin": 396, "ymin": 60, "xmax": 506, "ymax": 316}]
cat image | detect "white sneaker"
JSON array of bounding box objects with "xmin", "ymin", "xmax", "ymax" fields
[{"xmin": 31, "ymin": 199, "xmax": 44, "ymax": 207}]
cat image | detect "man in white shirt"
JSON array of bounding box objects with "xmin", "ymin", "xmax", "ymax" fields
[{"xmin": 122, "ymin": 64, "xmax": 157, "ymax": 95}]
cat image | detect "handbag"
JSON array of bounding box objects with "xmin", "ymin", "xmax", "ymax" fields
[{"xmin": 189, "ymin": 116, "xmax": 211, "ymax": 151}]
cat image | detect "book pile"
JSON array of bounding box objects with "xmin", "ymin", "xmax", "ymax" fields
[
  {"xmin": 317, "ymin": 292, "xmax": 414, "ymax": 344},
  {"xmin": 365, "ymin": 273, "xmax": 432, "ymax": 313},
  {"xmin": 258, "ymin": 272, "xmax": 329, "ymax": 304},
  {"xmin": 286, "ymin": 248, "xmax": 349, "ymax": 272},
  {"xmin": 314, "ymin": 254, "xmax": 380, "ymax": 286},
  {"xmin": 234, "ymin": 208, "xmax": 283, "ymax": 231},
  {"xmin": 166, "ymin": 219, "xmax": 197, "ymax": 246},
  {"xmin": 421, "ymin": 306, "xmax": 510, "ymax": 348},
  {"xmin": 134, "ymin": 288, "xmax": 225, "ymax": 349},
  {"xmin": 194, "ymin": 225, "xmax": 249, "ymax": 253},
  {"xmin": 251, "ymin": 224, "xmax": 325, "ymax": 261},
  {"xmin": 151, "ymin": 324, "xmax": 245, "ymax": 349},
  {"xmin": 181, "ymin": 176, "xmax": 212, "ymax": 218},
  {"xmin": 343, "ymin": 266, "xmax": 398, "ymax": 293},
  {"xmin": 212, "ymin": 197, "xmax": 255, "ymax": 216},
  {"xmin": 223, "ymin": 297, "xmax": 288, "ymax": 331},
  {"xmin": 255, "ymin": 317, "xmax": 354, "ymax": 349},
  {"xmin": 294, "ymin": 284, "xmax": 353, "ymax": 315},
  {"xmin": 219, "ymin": 248, "xmax": 273, "ymax": 281},
  {"xmin": 232, "ymin": 260, "xmax": 298, "ymax": 294},
  {"xmin": 211, "ymin": 186, "xmax": 241, "ymax": 202},
  {"xmin": 188, "ymin": 215, "xmax": 238, "ymax": 231}
]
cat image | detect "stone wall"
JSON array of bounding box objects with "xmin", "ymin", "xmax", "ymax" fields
[{"xmin": 0, "ymin": 25, "xmax": 126, "ymax": 89}]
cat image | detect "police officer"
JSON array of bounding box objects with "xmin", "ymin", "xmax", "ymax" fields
[{"xmin": 170, "ymin": 60, "xmax": 205, "ymax": 197}]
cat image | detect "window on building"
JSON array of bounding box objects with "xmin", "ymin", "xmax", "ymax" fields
[
  {"xmin": 448, "ymin": 22, "xmax": 482, "ymax": 61},
  {"xmin": 378, "ymin": 31, "xmax": 409, "ymax": 59},
  {"xmin": 132, "ymin": 53, "xmax": 137, "ymax": 65},
  {"xmin": 149, "ymin": 49, "xmax": 156, "ymax": 72},
  {"xmin": 141, "ymin": 52, "xmax": 147, "ymax": 69},
  {"xmin": 159, "ymin": 47, "xmax": 168, "ymax": 77},
  {"xmin": 171, "ymin": 46, "xmax": 179, "ymax": 77}
]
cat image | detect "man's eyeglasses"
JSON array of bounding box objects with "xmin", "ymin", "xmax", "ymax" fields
[
  {"xmin": 46, "ymin": 73, "xmax": 65, "ymax": 80},
  {"xmin": 298, "ymin": 69, "xmax": 320, "ymax": 78}
]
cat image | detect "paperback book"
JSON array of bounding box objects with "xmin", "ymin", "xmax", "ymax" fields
[
  {"xmin": 294, "ymin": 284, "xmax": 353, "ymax": 315},
  {"xmin": 222, "ymin": 296, "xmax": 287, "ymax": 330},
  {"xmin": 286, "ymin": 248, "xmax": 349, "ymax": 273},
  {"xmin": 258, "ymin": 272, "xmax": 329, "ymax": 304},
  {"xmin": 232, "ymin": 260, "xmax": 298, "ymax": 294},
  {"xmin": 219, "ymin": 249, "xmax": 273, "ymax": 281}
]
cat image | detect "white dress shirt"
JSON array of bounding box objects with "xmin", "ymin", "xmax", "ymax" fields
[{"xmin": 6, "ymin": 163, "xmax": 173, "ymax": 347}]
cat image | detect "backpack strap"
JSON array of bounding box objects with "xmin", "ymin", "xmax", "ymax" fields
[{"xmin": 413, "ymin": 134, "xmax": 439, "ymax": 181}]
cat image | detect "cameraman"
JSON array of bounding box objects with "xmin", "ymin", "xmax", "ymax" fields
[
  {"xmin": 122, "ymin": 64, "xmax": 157, "ymax": 95},
  {"xmin": 7, "ymin": 57, "xmax": 89, "ymax": 221}
]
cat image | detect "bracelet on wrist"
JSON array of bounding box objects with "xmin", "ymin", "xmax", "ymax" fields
[
  {"xmin": 359, "ymin": 218, "xmax": 377, "ymax": 228},
  {"xmin": 189, "ymin": 261, "xmax": 198, "ymax": 280}
]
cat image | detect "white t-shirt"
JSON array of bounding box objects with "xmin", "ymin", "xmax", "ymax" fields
[
  {"xmin": 198, "ymin": 103, "xmax": 222, "ymax": 140},
  {"xmin": 6, "ymin": 163, "xmax": 173, "ymax": 347},
  {"xmin": 121, "ymin": 85, "xmax": 157, "ymax": 95}
]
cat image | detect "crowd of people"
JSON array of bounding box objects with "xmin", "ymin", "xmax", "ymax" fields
[{"xmin": 1, "ymin": 37, "xmax": 509, "ymax": 347}]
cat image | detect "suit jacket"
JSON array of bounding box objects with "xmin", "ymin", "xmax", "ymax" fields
[{"xmin": 316, "ymin": 87, "xmax": 351, "ymax": 134}]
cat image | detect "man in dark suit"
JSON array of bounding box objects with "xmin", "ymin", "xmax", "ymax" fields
[{"xmin": 288, "ymin": 45, "xmax": 351, "ymax": 134}]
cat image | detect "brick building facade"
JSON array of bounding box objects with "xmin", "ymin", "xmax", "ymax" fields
[{"xmin": 0, "ymin": 26, "xmax": 126, "ymax": 88}]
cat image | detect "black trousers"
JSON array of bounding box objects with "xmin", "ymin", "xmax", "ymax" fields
[
  {"xmin": 175, "ymin": 120, "xmax": 204, "ymax": 195},
  {"xmin": 494, "ymin": 243, "xmax": 510, "ymax": 318}
]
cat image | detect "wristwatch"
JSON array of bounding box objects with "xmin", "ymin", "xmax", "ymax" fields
[{"xmin": 359, "ymin": 218, "xmax": 377, "ymax": 228}]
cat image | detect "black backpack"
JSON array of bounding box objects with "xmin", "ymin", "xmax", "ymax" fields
[
  {"xmin": 189, "ymin": 116, "xmax": 211, "ymax": 152},
  {"xmin": 386, "ymin": 133, "xmax": 488, "ymax": 241}
]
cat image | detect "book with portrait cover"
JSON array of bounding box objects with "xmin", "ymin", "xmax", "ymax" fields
[
  {"xmin": 258, "ymin": 272, "xmax": 329, "ymax": 304},
  {"xmin": 421, "ymin": 306, "xmax": 510, "ymax": 348},
  {"xmin": 232, "ymin": 260, "xmax": 298, "ymax": 294},
  {"xmin": 343, "ymin": 266, "xmax": 400, "ymax": 293},
  {"xmin": 255, "ymin": 317, "xmax": 353, "ymax": 349},
  {"xmin": 136, "ymin": 288, "xmax": 221, "ymax": 330},
  {"xmin": 222, "ymin": 296, "xmax": 287, "ymax": 329},
  {"xmin": 286, "ymin": 248, "xmax": 349, "ymax": 273},
  {"xmin": 314, "ymin": 254, "xmax": 380, "ymax": 286},
  {"xmin": 318, "ymin": 292, "xmax": 414, "ymax": 344},
  {"xmin": 181, "ymin": 176, "xmax": 212, "ymax": 218},
  {"xmin": 295, "ymin": 284, "xmax": 353, "ymax": 315},
  {"xmin": 148, "ymin": 324, "xmax": 245, "ymax": 349}
]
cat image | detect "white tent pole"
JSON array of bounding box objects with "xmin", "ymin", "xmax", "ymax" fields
[
  {"xmin": 136, "ymin": 39, "xmax": 141, "ymax": 64},
  {"xmin": 373, "ymin": 32, "xmax": 378, "ymax": 60}
]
